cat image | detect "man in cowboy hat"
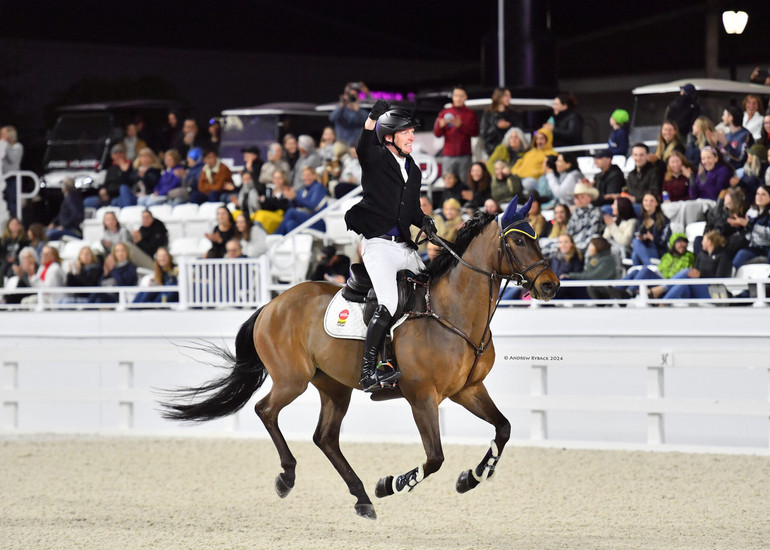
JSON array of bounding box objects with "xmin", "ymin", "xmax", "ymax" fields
[{"xmin": 567, "ymin": 182, "xmax": 603, "ymax": 253}]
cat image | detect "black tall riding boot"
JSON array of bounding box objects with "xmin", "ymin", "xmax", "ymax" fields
[{"xmin": 360, "ymin": 305, "xmax": 399, "ymax": 392}]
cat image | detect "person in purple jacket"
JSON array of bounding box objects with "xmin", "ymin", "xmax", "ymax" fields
[
  {"xmin": 690, "ymin": 146, "xmax": 732, "ymax": 200},
  {"xmin": 274, "ymin": 165, "xmax": 328, "ymax": 235},
  {"xmin": 139, "ymin": 149, "xmax": 184, "ymax": 207}
]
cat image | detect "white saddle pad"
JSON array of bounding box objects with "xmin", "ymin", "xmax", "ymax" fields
[{"xmin": 323, "ymin": 288, "xmax": 407, "ymax": 341}]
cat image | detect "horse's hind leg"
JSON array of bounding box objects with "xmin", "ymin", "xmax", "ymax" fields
[
  {"xmin": 450, "ymin": 382, "xmax": 511, "ymax": 493},
  {"xmin": 254, "ymin": 381, "xmax": 308, "ymax": 498},
  {"xmin": 311, "ymin": 375, "xmax": 376, "ymax": 519}
]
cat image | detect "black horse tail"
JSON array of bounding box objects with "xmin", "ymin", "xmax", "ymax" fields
[{"xmin": 160, "ymin": 307, "xmax": 267, "ymax": 422}]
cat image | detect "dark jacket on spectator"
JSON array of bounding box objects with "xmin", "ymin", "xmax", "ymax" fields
[
  {"xmin": 551, "ymin": 110, "xmax": 584, "ymax": 147},
  {"xmin": 137, "ymin": 219, "xmax": 168, "ymax": 258},
  {"xmin": 626, "ymin": 162, "xmax": 662, "ymax": 202},
  {"xmin": 51, "ymin": 189, "xmax": 85, "ymax": 232},
  {"xmin": 693, "ymin": 246, "xmax": 732, "ymax": 278},
  {"xmin": 66, "ymin": 262, "xmax": 103, "ymax": 298},
  {"xmin": 593, "ymin": 165, "xmax": 625, "ymax": 206}
]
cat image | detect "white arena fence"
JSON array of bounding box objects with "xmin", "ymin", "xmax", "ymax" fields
[{"xmin": 1, "ymin": 294, "xmax": 769, "ymax": 455}]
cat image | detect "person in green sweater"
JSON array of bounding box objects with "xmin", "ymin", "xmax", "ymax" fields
[
  {"xmin": 559, "ymin": 237, "xmax": 618, "ymax": 299},
  {"xmin": 596, "ymin": 232, "xmax": 695, "ymax": 299}
]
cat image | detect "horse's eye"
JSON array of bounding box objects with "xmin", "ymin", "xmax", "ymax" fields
[{"xmin": 513, "ymin": 236, "xmax": 525, "ymax": 247}]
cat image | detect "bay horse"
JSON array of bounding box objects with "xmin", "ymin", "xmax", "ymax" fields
[{"xmin": 161, "ymin": 196, "xmax": 559, "ymax": 519}]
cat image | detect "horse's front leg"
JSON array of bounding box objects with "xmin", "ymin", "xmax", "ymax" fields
[
  {"xmin": 449, "ymin": 382, "xmax": 511, "ymax": 493},
  {"xmin": 375, "ymin": 392, "xmax": 443, "ymax": 498}
]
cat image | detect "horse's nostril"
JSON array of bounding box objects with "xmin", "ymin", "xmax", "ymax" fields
[{"xmin": 541, "ymin": 281, "xmax": 558, "ymax": 294}]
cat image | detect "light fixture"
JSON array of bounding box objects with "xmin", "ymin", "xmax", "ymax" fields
[{"xmin": 722, "ymin": 10, "xmax": 748, "ymax": 34}]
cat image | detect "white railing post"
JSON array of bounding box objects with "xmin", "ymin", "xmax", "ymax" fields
[
  {"xmin": 646, "ymin": 351, "xmax": 669, "ymax": 445},
  {"xmin": 2, "ymin": 361, "xmax": 19, "ymax": 430},
  {"xmin": 177, "ymin": 256, "xmax": 189, "ymax": 310},
  {"xmin": 530, "ymin": 363, "xmax": 548, "ymax": 441},
  {"xmin": 753, "ymin": 280, "xmax": 768, "ymax": 308},
  {"xmin": 118, "ymin": 361, "xmax": 134, "ymax": 430}
]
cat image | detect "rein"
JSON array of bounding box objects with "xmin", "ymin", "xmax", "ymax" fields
[{"xmin": 412, "ymin": 219, "xmax": 550, "ymax": 384}]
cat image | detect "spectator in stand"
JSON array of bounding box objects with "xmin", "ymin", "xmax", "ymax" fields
[
  {"xmin": 235, "ymin": 213, "xmax": 267, "ymax": 258},
  {"xmin": 139, "ymin": 149, "xmax": 184, "ymax": 207},
  {"xmin": 651, "ymin": 121, "xmax": 685, "ymax": 164},
  {"xmin": 18, "ymin": 245, "xmax": 65, "ymax": 305},
  {"xmin": 121, "ymin": 122, "xmax": 147, "ymax": 162},
  {"xmin": 602, "ymin": 196, "xmax": 637, "ymax": 255},
  {"xmin": 100, "ymin": 211, "xmax": 131, "ymax": 255},
  {"xmin": 480, "ymin": 87, "xmax": 519, "ymax": 156},
  {"xmin": 465, "ymin": 162, "xmax": 492, "ymax": 210},
  {"xmin": 241, "ymin": 146, "xmax": 263, "ymax": 184},
  {"xmin": 512, "ymin": 127, "xmax": 556, "ymax": 193},
  {"xmin": 337, "ymin": 145, "xmax": 362, "ymax": 197},
  {"xmin": 598, "ymin": 233, "xmax": 695, "ymax": 300},
  {"xmin": 291, "ymin": 135, "xmax": 322, "ymax": 191},
  {"xmin": 526, "ymin": 192, "xmax": 548, "ymax": 237},
  {"xmin": 208, "ymin": 119, "xmax": 222, "ymax": 153},
  {"xmin": 5, "ymin": 246, "xmax": 36, "ymax": 303},
  {"xmin": 662, "ymin": 230, "xmax": 732, "ymax": 300},
  {"xmin": 698, "ymin": 186, "xmax": 748, "ymax": 256},
  {"xmin": 630, "ymin": 192, "xmax": 670, "ymax": 266},
  {"xmin": 275, "ymin": 166, "xmax": 328, "ymax": 235},
  {"xmin": 441, "ymin": 172, "xmax": 470, "ymax": 206},
  {"xmin": 550, "ymin": 234, "xmax": 583, "ymax": 278},
  {"xmin": 685, "ymin": 116, "xmax": 719, "ymax": 169},
  {"xmin": 559, "ymin": 237, "xmax": 616, "ymax": 299},
  {"xmin": 129, "ymin": 209, "xmax": 168, "ymax": 269},
  {"xmin": 561, "ymin": 182, "xmax": 602, "ymax": 255},
  {"xmin": 717, "ymin": 105, "xmax": 754, "ymax": 170},
  {"xmin": 282, "ymin": 134, "xmax": 300, "ymax": 174},
  {"xmin": 0, "ymin": 217, "xmax": 28, "ymax": 281},
  {"xmin": 545, "ymin": 152, "xmax": 582, "ymax": 206},
  {"xmin": 547, "ymin": 203, "xmax": 571, "ymax": 239},
  {"xmin": 729, "ymin": 184, "xmax": 770, "ymax": 269},
  {"xmin": 486, "ymin": 127, "xmax": 529, "ymax": 175},
  {"xmin": 626, "ymin": 143, "xmax": 663, "ymax": 203},
  {"xmin": 592, "ymin": 149, "xmax": 625, "ymax": 208},
  {"xmin": 730, "ymin": 143, "xmax": 767, "ymax": 205},
  {"xmin": 433, "ymin": 86, "xmax": 479, "ymax": 182},
  {"xmin": 310, "ymin": 245, "xmax": 351, "ymax": 284},
  {"xmin": 758, "ymin": 115, "xmax": 770, "ymax": 149},
  {"xmin": 329, "ymin": 81, "xmax": 370, "ymax": 147},
  {"xmin": 742, "ymin": 94, "xmax": 765, "ymax": 140},
  {"xmin": 254, "ymin": 169, "xmax": 292, "ymax": 234},
  {"xmin": 749, "ymin": 67, "xmax": 770, "ymax": 86},
  {"xmin": 160, "ymin": 111, "xmax": 182, "ymax": 152},
  {"xmin": 26, "ymin": 223, "xmax": 46, "ymax": 258},
  {"xmin": 543, "ymin": 93, "xmax": 583, "ymax": 148},
  {"xmin": 65, "ymin": 246, "xmax": 102, "ymax": 303},
  {"xmin": 84, "ymin": 143, "xmax": 132, "ymax": 209},
  {"xmin": 318, "ymin": 126, "xmax": 337, "ymax": 162},
  {"xmin": 133, "ymin": 246, "xmax": 178, "ymax": 304},
  {"xmin": 46, "ymin": 178, "xmax": 84, "ymax": 240},
  {"xmin": 88, "ymin": 241, "xmax": 138, "ymax": 303},
  {"xmin": 664, "ymin": 83, "xmax": 700, "ymax": 139},
  {"xmin": 607, "ymin": 109, "xmax": 630, "ymax": 156},
  {"xmin": 490, "ymin": 159, "xmax": 522, "ymax": 205},
  {"xmin": 236, "ymin": 171, "xmax": 264, "ymax": 220},
  {"xmin": 204, "ymin": 206, "xmax": 238, "ymax": 259},
  {"xmin": 198, "ymin": 148, "xmax": 235, "ymax": 203},
  {"xmin": 483, "ymin": 198, "xmax": 502, "ymax": 215},
  {"xmin": 1, "ymin": 125, "xmax": 23, "ymax": 217},
  {"xmin": 691, "ymin": 146, "xmax": 732, "ymax": 200},
  {"xmin": 258, "ymin": 143, "xmax": 289, "ymax": 185},
  {"xmin": 438, "ymin": 198, "xmax": 464, "ymax": 242},
  {"xmin": 662, "ymin": 151, "xmax": 695, "ymax": 202},
  {"xmin": 117, "ymin": 147, "xmax": 162, "ymax": 207},
  {"xmin": 320, "ymin": 142, "xmax": 347, "ymax": 195},
  {"xmin": 180, "ymin": 147, "xmax": 204, "ymax": 204},
  {"xmin": 224, "ymin": 238, "xmax": 246, "ymax": 259},
  {"xmin": 174, "ymin": 118, "xmax": 208, "ymax": 157}
]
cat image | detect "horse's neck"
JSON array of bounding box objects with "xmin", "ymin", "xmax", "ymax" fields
[{"xmin": 432, "ymin": 224, "xmax": 502, "ymax": 337}]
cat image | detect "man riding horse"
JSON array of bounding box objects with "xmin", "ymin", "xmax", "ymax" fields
[{"xmin": 344, "ymin": 101, "xmax": 437, "ymax": 392}]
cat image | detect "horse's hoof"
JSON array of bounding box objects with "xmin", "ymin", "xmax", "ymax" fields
[
  {"xmin": 375, "ymin": 476, "xmax": 394, "ymax": 498},
  {"xmin": 355, "ymin": 503, "xmax": 377, "ymax": 520},
  {"xmin": 275, "ymin": 474, "xmax": 294, "ymax": 498},
  {"xmin": 456, "ymin": 469, "xmax": 479, "ymax": 494}
]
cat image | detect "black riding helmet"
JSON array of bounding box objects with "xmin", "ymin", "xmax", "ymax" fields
[{"xmin": 375, "ymin": 109, "xmax": 421, "ymax": 145}]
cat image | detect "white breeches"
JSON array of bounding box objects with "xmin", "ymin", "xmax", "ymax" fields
[{"xmin": 360, "ymin": 237, "xmax": 425, "ymax": 316}]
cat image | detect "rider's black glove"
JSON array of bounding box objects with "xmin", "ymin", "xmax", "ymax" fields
[
  {"xmin": 421, "ymin": 215, "xmax": 437, "ymax": 238},
  {"xmin": 368, "ymin": 100, "xmax": 391, "ymax": 121}
]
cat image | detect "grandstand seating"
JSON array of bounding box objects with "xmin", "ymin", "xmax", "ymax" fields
[{"xmin": 685, "ymin": 221, "xmax": 707, "ymax": 252}]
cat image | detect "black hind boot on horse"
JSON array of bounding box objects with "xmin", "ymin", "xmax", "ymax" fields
[{"xmin": 360, "ymin": 304, "xmax": 400, "ymax": 392}]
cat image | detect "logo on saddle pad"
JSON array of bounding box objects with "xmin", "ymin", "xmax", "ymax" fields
[{"xmin": 337, "ymin": 309, "xmax": 350, "ymax": 327}]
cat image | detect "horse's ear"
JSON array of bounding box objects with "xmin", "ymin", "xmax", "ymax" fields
[
  {"xmin": 500, "ymin": 196, "xmax": 519, "ymax": 228},
  {"xmin": 518, "ymin": 195, "xmax": 534, "ymax": 217}
]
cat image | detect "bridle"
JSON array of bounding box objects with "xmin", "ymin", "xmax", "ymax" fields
[{"xmin": 412, "ymin": 217, "xmax": 551, "ymax": 383}]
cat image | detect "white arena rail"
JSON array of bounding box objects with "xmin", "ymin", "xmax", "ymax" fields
[{"xmin": 1, "ymin": 307, "xmax": 769, "ymax": 455}]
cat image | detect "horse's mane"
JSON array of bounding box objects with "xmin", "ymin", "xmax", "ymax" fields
[{"xmin": 424, "ymin": 212, "xmax": 496, "ymax": 281}]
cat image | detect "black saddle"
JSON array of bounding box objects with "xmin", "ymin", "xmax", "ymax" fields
[{"xmin": 342, "ymin": 263, "xmax": 428, "ymax": 324}]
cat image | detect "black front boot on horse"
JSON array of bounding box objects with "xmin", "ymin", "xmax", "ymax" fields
[{"xmin": 360, "ymin": 305, "xmax": 400, "ymax": 392}]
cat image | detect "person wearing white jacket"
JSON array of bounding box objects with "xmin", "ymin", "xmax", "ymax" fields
[{"xmin": 544, "ymin": 151, "xmax": 582, "ymax": 205}]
